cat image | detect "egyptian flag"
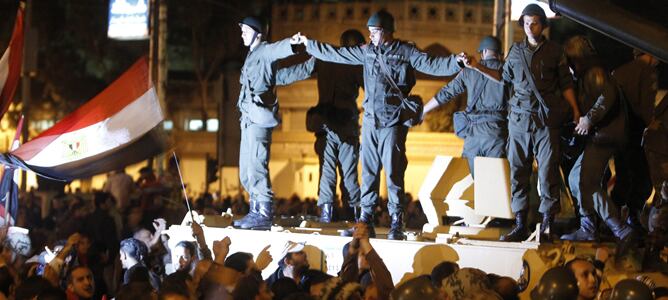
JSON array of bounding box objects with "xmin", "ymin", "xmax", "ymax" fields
[
  {"xmin": 0, "ymin": 116, "xmax": 23, "ymax": 226},
  {"xmin": 3, "ymin": 57, "xmax": 168, "ymax": 180},
  {"xmin": 0, "ymin": 2, "xmax": 24, "ymax": 119}
]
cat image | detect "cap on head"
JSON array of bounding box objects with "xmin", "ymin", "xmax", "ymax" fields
[
  {"xmin": 519, "ymin": 4, "xmax": 548, "ymax": 27},
  {"xmin": 367, "ymin": 10, "xmax": 395, "ymax": 32},
  {"xmin": 239, "ymin": 16, "xmax": 267, "ymax": 34},
  {"xmin": 340, "ymin": 29, "xmax": 366, "ymax": 47},
  {"xmin": 477, "ymin": 36, "xmax": 501, "ymax": 52}
]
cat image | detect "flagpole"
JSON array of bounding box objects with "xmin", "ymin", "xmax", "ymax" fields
[{"xmin": 172, "ymin": 152, "xmax": 195, "ymax": 223}]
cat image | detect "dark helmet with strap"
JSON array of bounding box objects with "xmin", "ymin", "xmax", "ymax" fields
[
  {"xmin": 340, "ymin": 29, "xmax": 366, "ymax": 47},
  {"xmin": 239, "ymin": 16, "xmax": 267, "ymax": 34},
  {"xmin": 391, "ymin": 275, "xmax": 440, "ymax": 300},
  {"xmin": 609, "ymin": 279, "xmax": 654, "ymax": 300},
  {"xmin": 367, "ymin": 10, "xmax": 395, "ymax": 32},
  {"xmin": 530, "ymin": 266, "xmax": 579, "ymax": 300},
  {"xmin": 477, "ymin": 35, "xmax": 502, "ymax": 52},
  {"xmin": 519, "ymin": 4, "xmax": 548, "ymax": 27},
  {"xmin": 563, "ymin": 35, "xmax": 597, "ymax": 59}
]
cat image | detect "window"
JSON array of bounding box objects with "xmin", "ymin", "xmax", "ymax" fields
[
  {"xmin": 187, "ymin": 119, "xmax": 203, "ymax": 131},
  {"xmin": 482, "ymin": 8, "xmax": 493, "ymax": 23},
  {"xmin": 206, "ymin": 119, "xmax": 219, "ymax": 132},
  {"xmin": 279, "ymin": 8, "xmax": 288, "ymax": 21},
  {"xmin": 464, "ymin": 9, "xmax": 475, "ymax": 23},
  {"xmin": 163, "ymin": 120, "xmax": 173, "ymax": 131},
  {"xmin": 345, "ymin": 7, "xmax": 354, "ymax": 19},
  {"xmin": 445, "ymin": 7, "xmax": 459, "ymax": 22},
  {"xmin": 294, "ymin": 7, "xmax": 304, "ymax": 21},
  {"xmin": 410, "ymin": 5, "xmax": 420, "ymax": 20},
  {"xmin": 428, "ymin": 7, "xmax": 438, "ymax": 20},
  {"xmin": 312, "ymin": 6, "xmax": 320, "ymax": 20},
  {"xmin": 361, "ymin": 7, "xmax": 370, "ymax": 19}
]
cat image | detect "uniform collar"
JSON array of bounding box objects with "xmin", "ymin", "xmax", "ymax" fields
[{"xmin": 521, "ymin": 36, "xmax": 546, "ymax": 51}]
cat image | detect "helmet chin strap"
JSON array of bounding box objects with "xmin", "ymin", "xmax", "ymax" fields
[{"xmin": 249, "ymin": 31, "xmax": 259, "ymax": 49}]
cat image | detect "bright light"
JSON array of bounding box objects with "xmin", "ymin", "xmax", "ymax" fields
[
  {"xmin": 108, "ymin": 0, "xmax": 149, "ymax": 40},
  {"xmin": 187, "ymin": 119, "xmax": 203, "ymax": 131},
  {"xmin": 206, "ymin": 119, "xmax": 219, "ymax": 132},
  {"xmin": 511, "ymin": 0, "xmax": 557, "ymax": 21},
  {"xmin": 163, "ymin": 120, "xmax": 173, "ymax": 131}
]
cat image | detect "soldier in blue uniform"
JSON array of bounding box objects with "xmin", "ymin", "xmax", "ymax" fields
[{"xmin": 291, "ymin": 10, "xmax": 466, "ymax": 239}]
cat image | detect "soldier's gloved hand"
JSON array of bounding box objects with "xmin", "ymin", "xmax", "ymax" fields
[
  {"xmin": 464, "ymin": 56, "xmax": 478, "ymax": 69},
  {"xmin": 291, "ymin": 32, "xmax": 308, "ymax": 45},
  {"xmin": 575, "ymin": 116, "xmax": 592, "ymax": 135}
]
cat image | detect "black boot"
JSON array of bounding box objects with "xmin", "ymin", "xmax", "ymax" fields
[
  {"xmin": 539, "ymin": 213, "xmax": 555, "ymax": 242},
  {"xmin": 605, "ymin": 217, "xmax": 638, "ymax": 257},
  {"xmin": 240, "ymin": 201, "xmax": 273, "ymax": 230},
  {"xmin": 500, "ymin": 211, "xmax": 529, "ymax": 242},
  {"xmin": 340, "ymin": 206, "xmax": 361, "ymax": 237},
  {"xmin": 319, "ymin": 203, "xmax": 333, "ymax": 223},
  {"xmin": 359, "ymin": 210, "xmax": 376, "ymax": 238},
  {"xmin": 561, "ymin": 215, "xmax": 597, "ymax": 241},
  {"xmin": 387, "ymin": 212, "xmax": 406, "ymax": 240},
  {"xmin": 233, "ymin": 200, "xmax": 258, "ymax": 227}
]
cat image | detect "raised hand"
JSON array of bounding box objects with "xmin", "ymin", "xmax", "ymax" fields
[
  {"xmin": 153, "ymin": 218, "xmax": 167, "ymax": 235},
  {"xmin": 290, "ymin": 32, "xmax": 308, "ymax": 45},
  {"xmin": 255, "ymin": 245, "xmax": 273, "ymax": 271},
  {"xmin": 212, "ymin": 236, "xmax": 231, "ymax": 263}
]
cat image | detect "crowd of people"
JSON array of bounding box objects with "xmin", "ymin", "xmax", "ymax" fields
[
  {"xmin": 0, "ymin": 178, "xmax": 665, "ymax": 299},
  {"xmin": 0, "ymin": 1, "xmax": 665, "ymax": 299}
]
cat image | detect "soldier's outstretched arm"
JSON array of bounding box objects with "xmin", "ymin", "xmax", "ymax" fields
[
  {"xmin": 466, "ymin": 56, "xmax": 502, "ymax": 83},
  {"xmin": 423, "ymin": 71, "xmax": 467, "ymax": 116},
  {"xmin": 276, "ymin": 56, "xmax": 317, "ymax": 86},
  {"xmin": 293, "ymin": 33, "xmax": 365, "ymax": 65},
  {"xmin": 266, "ymin": 38, "xmax": 298, "ymax": 61},
  {"xmin": 409, "ymin": 46, "xmax": 463, "ymax": 76}
]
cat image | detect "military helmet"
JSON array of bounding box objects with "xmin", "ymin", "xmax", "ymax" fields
[
  {"xmin": 519, "ymin": 4, "xmax": 548, "ymax": 27},
  {"xmin": 564, "ymin": 35, "xmax": 597, "ymax": 59},
  {"xmin": 367, "ymin": 10, "xmax": 395, "ymax": 32},
  {"xmin": 477, "ymin": 35, "xmax": 502, "ymax": 52},
  {"xmin": 239, "ymin": 16, "xmax": 267, "ymax": 34},
  {"xmin": 340, "ymin": 29, "xmax": 366, "ymax": 47},
  {"xmin": 609, "ymin": 279, "xmax": 654, "ymax": 300},
  {"xmin": 530, "ymin": 266, "xmax": 579, "ymax": 300},
  {"xmin": 391, "ymin": 275, "xmax": 440, "ymax": 300}
]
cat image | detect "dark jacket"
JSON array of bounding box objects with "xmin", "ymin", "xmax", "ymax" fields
[
  {"xmin": 238, "ymin": 38, "xmax": 295, "ymax": 127},
  {"xmin": 277, "ymin": 57, "xmax": 364, "ymax": 137},
  {"xmin": 502, "ymin": 38, "xmax": 574, "ymax": 128},
  {"xmin": 612, "ymin": 58, "xmax": 658, "ymax": 130},
  {"xmin": 306, "ymin": 39, "xmax": 461, "ymax": 128},
  {"xmin": 577, "ymin": 65, "xmax": 626, "ymax": 146}
]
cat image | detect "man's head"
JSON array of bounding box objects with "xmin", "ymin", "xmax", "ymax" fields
[
  {"xmin": 367, "ymin": 10, "xmax": 394, "ymax": 46},
  {"xmin": 233, "ymin": 273, "xmax": 273, "ymax": 300},
  {"xmin": 519, "ymin": 4, "xmax": 548, "ymax": 41},
  {"xmin": 478, "ymin": 36, "xmax": 502, "ymax": 60},
  {"xmin": 340, "ymin": 29, "xmax": 366, "ymax": 47},
  {"xmin": 119, "ymin": 238, "xmax": 148, "ymax": 269},
  {"xmin": 239, "ymin": 16, "xmax": 266, "ymax": 47},
  {"xmin": 94, "ymin": 192, "xmax": 113, "ymax": 210},
  {"xmin": 634, "ymin": 49, "xmax": 660, "ymax": 67},
  {"xmin": 224, "ymin": 252, "xmax": 254, "ymax": 274},
  {"xmin": 173, "ymin": 241, "xmax": 197, "ymax": 273},
  {"xmin": 282, "ymin": 250, "xmax": 309, "ymax": 280},
  {"xmin": 431, "ymin": 261, "xmax": 459, "ymax": 288},
  {"xmin": 566, "ymin": 258, "xmax": 599, "ymax": 300},
  {"xmin": 67, "ymin": 266, "xmax": 95, "ymax": 299},
  {"xmin": 530, "ymin": 266, "xmax": 579, "ymax": 300}
]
